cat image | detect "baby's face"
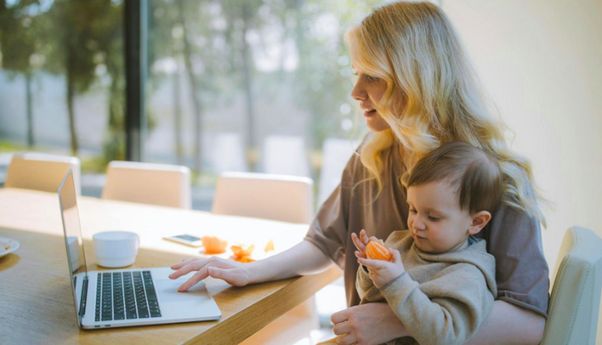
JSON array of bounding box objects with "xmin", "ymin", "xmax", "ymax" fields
[{"xmin": 406, "ymin": 180, "xmax": 473, "ymax": 253}]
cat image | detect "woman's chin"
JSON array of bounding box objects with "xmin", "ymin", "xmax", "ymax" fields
[{"xmin": 365, "ymin": 115, "xmax": 390, "ymax": 132}]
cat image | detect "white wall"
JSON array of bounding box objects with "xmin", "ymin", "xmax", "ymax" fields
[{"xmin": 442, "ymin": 0, "xmax": 602, "ymax": 342}]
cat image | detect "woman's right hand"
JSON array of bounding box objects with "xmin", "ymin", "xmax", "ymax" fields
[{"xmin": 169, "ymin": 256, "xmax": 251, "ymax": 291}]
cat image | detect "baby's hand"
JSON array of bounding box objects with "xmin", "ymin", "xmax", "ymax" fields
[
  {"xmin": 351, "ymin": 229, "xmax": 371, "ymax": 259},
  {"xmin": 357, "ymin": 248, "xmax": 405, "ymax": 288}
]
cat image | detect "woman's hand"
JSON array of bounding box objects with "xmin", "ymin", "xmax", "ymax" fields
[
  {"xmin": 331, "ymin": 303, "xmax": 407, "ymax": 345},
  {"xmin": 169, "ymin": 256, "xmax": 251, "ymax": 291},
  {"xmin": 356, "ymin": 246, "xmax": 405, "ymax": 288}
]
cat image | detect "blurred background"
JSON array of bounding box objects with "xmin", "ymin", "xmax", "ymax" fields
[
  {"xmin": 1, "ymin": 1, "xmax": 602, "ymax": 339},
  {"xmin": 0, "ymin": 0, "xmax": 379, "ymax": 209}
]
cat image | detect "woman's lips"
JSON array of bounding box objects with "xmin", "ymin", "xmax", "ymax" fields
[{"xmin": 364, "ymin": 109, "xmax": 377, "ymax": 117}]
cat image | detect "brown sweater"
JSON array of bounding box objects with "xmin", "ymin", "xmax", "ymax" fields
[
  {"xmin": 357, "ymin": 231, "xmax": 496, "ymax": 345},
  {"xmin": 305, "ymin": 139, "xmax": 549, "ymax": 317}
]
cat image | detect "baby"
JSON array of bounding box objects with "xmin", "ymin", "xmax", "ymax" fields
[{"xmin": 352, "ymin": 141, "xmax": 503, "ymax": 345}]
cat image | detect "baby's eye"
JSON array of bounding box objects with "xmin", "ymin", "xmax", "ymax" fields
[
  {"xmin": 428, "ymin": 215, "xmax": 440, "ymax": 221},
  {"xmin": 409, "ymin": 208, "xmax": 417, "ymax": 214}
]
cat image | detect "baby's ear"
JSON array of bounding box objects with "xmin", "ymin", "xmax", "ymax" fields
[{"xmin": 468, "ymin": 211, "xmax": 492, "ymax": 235}]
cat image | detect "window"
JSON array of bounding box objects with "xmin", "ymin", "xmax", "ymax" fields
[
  {"xmin": 0, "ymin": 0, "xmax": 125, "ymax": 195},
  {"xmin": 1, "ymin": 0, "xmax": 386, "ymax": 208},
  {"xmin": 145, "ymin": 0, "xmax": 385, "ymax": 208}
]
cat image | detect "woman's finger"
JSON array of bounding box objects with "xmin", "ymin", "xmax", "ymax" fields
[
  {"xmin": 170, "ymin": 257, "xmax": 197, "ymax": 270},
  {"xmin": 331, "ymin": 308, "xmax": 349, "ymax": 324},
  {"xmin": 177, "ymin": 266, "xmax": 209, "ymax": 292},
  {"xmin": 332, "ymin": 320, "xmax": 352, "ymax": 335},
  {"xmin": 169, "ymin": 259, "xmax": 206, "ymax": 279}
]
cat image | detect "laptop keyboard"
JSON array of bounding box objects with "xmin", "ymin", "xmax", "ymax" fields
[{"xmin": 95, "ymin": 271, "xmax": 162, "ymax": 322}]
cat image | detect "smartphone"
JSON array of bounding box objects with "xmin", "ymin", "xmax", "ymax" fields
[{"xmin": 163, "ymin": 234, "xmax": 203, "ymax": 247}]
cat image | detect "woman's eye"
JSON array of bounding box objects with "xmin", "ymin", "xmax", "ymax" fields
[
  {"xmin": 353, "ymin": 72, "xmax": 378, "ymax": 82},
  {"xmin": 409, "ymin": 208, "xmax": 417, "ymax": 214},
  {"xmin": 365, "ymin": 74, "xmax": 378, "ymax": 82}
]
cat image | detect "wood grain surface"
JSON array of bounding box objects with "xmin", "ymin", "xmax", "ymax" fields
[{"xmin": 0, "ymin": 188, "xmax": 340, "ymax": 345}]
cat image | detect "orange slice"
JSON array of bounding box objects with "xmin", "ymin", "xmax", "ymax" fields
[
  {"xmin": 201, "ymin": 236, "xmax": 228, "ymax": 254},
  {"xmin": 365, "ymin": 239, "xmax": 393, "ymax": 261}
]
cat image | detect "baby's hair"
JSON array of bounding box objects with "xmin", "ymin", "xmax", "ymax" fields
[{"xmin": 406, "ymin": 142, "xmax": 503, "ymax": 214}]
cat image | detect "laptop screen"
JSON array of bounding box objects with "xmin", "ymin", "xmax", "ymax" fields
[{"xmin": 58, "ymin": 169, "xmax": 90, "ymax": 325}]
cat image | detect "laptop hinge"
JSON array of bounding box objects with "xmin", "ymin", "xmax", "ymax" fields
[{"xmin": 79, "ymin": 276, "xmax": 88, "ymax": 317}]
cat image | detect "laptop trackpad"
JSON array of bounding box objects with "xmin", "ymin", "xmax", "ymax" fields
[
  {"xmin": 154, "ymin": 274, "xmax": 221, "ymax": 319},
  {"xmin": 156, "ymin": 277, "xmax": 209, "ymax": 300}
]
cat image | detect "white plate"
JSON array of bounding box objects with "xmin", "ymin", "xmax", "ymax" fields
[{"xmin": 0, "ymin": 236, "xmax": 20, "ymax": 258}]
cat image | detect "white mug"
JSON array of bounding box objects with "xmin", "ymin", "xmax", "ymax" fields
[{"xmin": 93, "ymin": 231, "xmax": 140, "ymax": 268}]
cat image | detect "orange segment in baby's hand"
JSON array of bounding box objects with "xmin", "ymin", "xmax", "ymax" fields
[{"xmin": 365, "ymin": 239, "xmax": 393, "ymax": 261}]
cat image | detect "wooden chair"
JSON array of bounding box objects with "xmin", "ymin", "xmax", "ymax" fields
[
  {"xmin": 102, "ymin": 161, "xmax": 191, "ymax": 209},
  {"xmin": 541, "ymin": 226, "xmax": 602, "ymax": 345},
  {"xmin": 212, "ymin": 171, "xmax": 319, "ymax": 344},
  {"xmin": 212, "ymin": 171, "xmax": 313, "ymax": 224},
  {"xmin": 5, "ymin": 152, "xmax": 81, "ymax": 194}
]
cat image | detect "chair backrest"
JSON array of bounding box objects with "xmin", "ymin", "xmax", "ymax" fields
[
  {"xmin": 102, "ymin": 161, "xmax": 191, "ymax": 209},
  {"xmin": 541, "ymin": 226, "xmax": 602, "ymax": 345},
  {"xmin": 212, "ymin": 171, "xmax": 313, "ymax": 224},
  {"xmin": 5, "ymin": 152, "xmax": 81, "ymax": 194},
  {"xmin": 318, "ymin": 138, "xmax": 358, "ymax": 205}
]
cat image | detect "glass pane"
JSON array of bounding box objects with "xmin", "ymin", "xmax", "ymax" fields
[
  {"xmin": 0, "ymin": 0, "xmax": 124, "ymax": 196},
  {"xmin": 146, "ymin": 0, "xmax": 387, "ymax": 210}
]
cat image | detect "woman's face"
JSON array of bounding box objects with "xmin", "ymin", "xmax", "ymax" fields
[{"xmin": 351, "ymin": 68, "xmax": 390, "ymax": 132}]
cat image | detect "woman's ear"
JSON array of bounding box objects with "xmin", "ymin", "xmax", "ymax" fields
[{"xmin": 468, "ymin": 211, "xmax": 492, "ymax": 235}]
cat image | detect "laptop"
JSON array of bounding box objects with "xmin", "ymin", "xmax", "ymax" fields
[{"xmin": 57, "ymin": 169, "xmax": 221, "ymax": 329}]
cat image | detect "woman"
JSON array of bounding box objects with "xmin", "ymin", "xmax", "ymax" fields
[{"xmin": 170, "ymin": 2, "xmax": 549, "ymax": 344}]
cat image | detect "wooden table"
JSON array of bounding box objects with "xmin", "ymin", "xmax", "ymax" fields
[{"xmin": 0, "ymin": 188, "xmax": 341, "ymax": 345}]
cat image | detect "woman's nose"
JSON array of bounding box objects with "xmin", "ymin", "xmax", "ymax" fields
[{"xmin": 351, "ymin": 79, "xmax": 366, "ymax": 101}]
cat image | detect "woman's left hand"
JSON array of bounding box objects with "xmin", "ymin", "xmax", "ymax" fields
[{"xmin": 331, "ymin": 303, "xmax": 407, "ymax": 345}]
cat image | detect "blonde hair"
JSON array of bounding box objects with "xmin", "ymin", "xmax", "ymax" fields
[{"xmin": 346, "ymin": 1, "xmax": 546, "ymax": 226}]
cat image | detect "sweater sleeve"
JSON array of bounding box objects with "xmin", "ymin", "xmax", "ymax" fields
[
  {"xmin": 356, "ymin": 265, "xmax": 383, "ymax": 303},
  {"xmin": 380, "ymin": 264, "xmax": 495, "ymax": 345}
]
